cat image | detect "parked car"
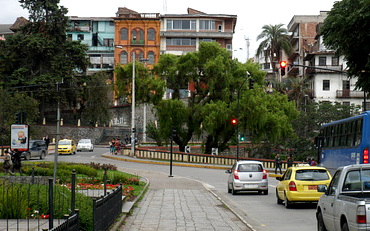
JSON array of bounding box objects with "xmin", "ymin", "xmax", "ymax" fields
[
  {"xmin": 276, "ymin": 166, "xmax": 331, "ymax": 208},
  {"xmin": 77, "ymin": 139, "xmax": 94, "ymax": 152},
  {"xmin": 317, "ymin": 164, "xmax": 370, "ymax": 231},
  {"xmin": 21, "ymin": 140, "xmax": 48, "ymax": 160},
  {"xmin": 225, "ymin": 160, "xmax": 268, "ymax": 195},
  {"xmin": 57, "ymin": 139, "xmax": 76, "ymax": 155}
]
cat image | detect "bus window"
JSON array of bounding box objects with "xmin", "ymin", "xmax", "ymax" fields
[{"xmin": 355, "ymin": 119, "xmax": 362, "ymax": 146}]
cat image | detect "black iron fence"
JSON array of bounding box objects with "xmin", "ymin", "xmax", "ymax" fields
[
  {"xmin": 0, "ymin": 169, "xmax": 125, "ymax": 231},
  {"xmin": 93, "ymin": 185, "xmax": 123, "ymax": 231}
]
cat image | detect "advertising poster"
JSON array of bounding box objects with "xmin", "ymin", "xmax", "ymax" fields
[{"xmin": 11, "ymin": 124, "xmax": 29, "ymax": 151}]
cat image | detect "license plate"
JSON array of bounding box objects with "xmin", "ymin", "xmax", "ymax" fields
[
  {"xmin": 308, "ymin": 185, "xmax": 317, "ymax": 190},
  {"xmin": 244, "ymin": 184, "xmax": 257, "ymax": 189}
]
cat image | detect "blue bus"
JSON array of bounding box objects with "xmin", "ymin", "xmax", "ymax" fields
[{"xmin": 316, "ymin": 111, "xmax": 370, "ymax": 173}]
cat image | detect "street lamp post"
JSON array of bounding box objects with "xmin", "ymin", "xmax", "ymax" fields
[
  {"xmin": 236, "ymin": 71, "xmax": 251, "ymax": 161},
  {"xmin": 131, "ymin": 52, "xmax": 136, "ymax": 157}
]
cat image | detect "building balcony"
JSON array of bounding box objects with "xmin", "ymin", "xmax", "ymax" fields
[
  {"xmin": 88, "ymin": 46, "xmax": 114, "ymax": 52},
  {"xmin": 161, "ymin": 31, "xmax": 234, "ymax": 39},
  {"xmin": 336, "ymin": 90, "xmax": 365, "ymax": 98},
  {"xmin": 306, "ymin": 65, "xmax": 343, "ymax": 74},
  {"xmin": 67, "ymin": 26, "xmax": 90, "ymax": 32}
]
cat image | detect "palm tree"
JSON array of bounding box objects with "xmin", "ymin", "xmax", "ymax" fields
[{"xmin": 256, "ymin": 24, "xmax": 292, "ymax": 73}]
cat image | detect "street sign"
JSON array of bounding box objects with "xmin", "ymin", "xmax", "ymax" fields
[
  {"xmin": 11, "ymin": 124, "xmax": 29, "ymax": 151},
  {"xmin": 185, "ymin": 146, "xmax": 190, "ymax": 153},
  {"xmin": 211, "ymin": 148, "xmax": 218, "ymax": 156}
]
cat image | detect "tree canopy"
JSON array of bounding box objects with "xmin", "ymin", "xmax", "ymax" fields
[
  {"xmin": 320, "ymin": 0, "xmax": 370, "ymax": 92},
  {"xmin": 116, "ymin": 42, "xmax": 299, "ymax": 154}
]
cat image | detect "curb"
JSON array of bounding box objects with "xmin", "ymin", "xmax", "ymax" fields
[{"xmin": 109, "ymin": 175, "xmax": 150, "ymax": 230}]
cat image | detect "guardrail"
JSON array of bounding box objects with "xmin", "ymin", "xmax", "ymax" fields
[{"xmin": 133, "ymin": 147, "xmax": 294, "ymax": 170}]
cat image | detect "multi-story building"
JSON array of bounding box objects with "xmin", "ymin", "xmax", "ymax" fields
[
  {"xmin": 303, "ymin": 23, "xmax": 365, "ymax": 108},
  {"xmin": 286, "ymin": 12, "xmax": 328, "ymax": 77},
  {"xmin": 160, "ymin": 8, "xmax": 237, "ymax": 56},
  {"xmin": 160, "ymin": 8, "xmax": 237, "ymax": 96},
  {"xmin": 67, "ymin": 16, "xmax": 115, "ymax": 76}
]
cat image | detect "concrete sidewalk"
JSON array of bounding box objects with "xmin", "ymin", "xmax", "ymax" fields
[{"xmin": 104, "ymin": 154, "xmax": 255, "ymax": 231}]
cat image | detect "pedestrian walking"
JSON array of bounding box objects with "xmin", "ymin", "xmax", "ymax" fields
[
  {"xmin": 44, "ymin": 135, "xmax": 50, "ymax": 149},
  {"xmin": 109, "ymin": 139, "xmax": 115, "ymax": 154},
  {"xmin": 3, "ymin": 150, "xmax": 14, "ymax": 175},
  {"xmin": 11, "ymin": 149, "xmax": 22, "ymax": 175},
  {"xmin": 287, "ymin": 154, "xmax": 294, "ymax": 168},
  {"xmin": 310, "ymin": 158, "xmax": 317, "ymax": 166},
  {"xmin": 115, "ymin": 138, "xmax": 121, "ymax": 155},
  {"xmin": 275, "ymin": 154, "xmax": 282, "ymax": 174}
]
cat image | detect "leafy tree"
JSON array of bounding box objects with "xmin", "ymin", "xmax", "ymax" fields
[
  {"xmin": 80, "ymin": 72, "xmax": 112, "ymax": 126},
  {"xmin": 0, "ymin": 87, "xmax": 39, "ymax": 145},
  {"xmin": 0, "ymin": 0, "xmax": 89, "ymax": 123},
  {"xmin": 118, "ymin": 42, "xmax": 299, "ymax": 154},
  {"xmin": 256, "ymin": 24, "xmax": 292, "ymax": 72},
  {"xmin": 320, "ymin": 0, "xmax": 370, "ymax": 92}
]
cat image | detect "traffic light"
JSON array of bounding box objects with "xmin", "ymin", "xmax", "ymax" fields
[
  {"xmin": 16, "ymin": 112, "xmax": 20, "ymax": 124},
  {"xmin": 132, "ymin": 127, "xmax": 136, "ymax": 133},
  {"xmin": 231, "ymin": 118, "xmax": 238, "ymax": 125},
  {"xmin": 280, "ymin": 61, "xmax": 287, "ymax": 76},
  {"xmin": 249, "ymin": 78, "xmax": 255, "ymax": 89},
  {"xmin": 240, "ymin": 134, "xmax": 245, "ymax": 141},
  {"xmin": 171, "ymin": 129, "xmax": 177, "ymax": 139}
]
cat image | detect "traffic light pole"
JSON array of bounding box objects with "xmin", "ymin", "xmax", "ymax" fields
[{"xmin": 236, "ymin": 72, "xmax": 250, "ymax": 161}]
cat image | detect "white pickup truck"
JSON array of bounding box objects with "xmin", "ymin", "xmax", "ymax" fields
[{"xmin": 316, "ymin": 164, "xmax": 370, "ymax": 231}]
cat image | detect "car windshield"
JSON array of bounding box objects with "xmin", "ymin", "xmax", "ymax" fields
[
  {"xmin": 295, "ymin": 169, "xmax": 330, "ymax": 181},
  {"xmin": 238, "ymin": 164, "xmax": 262, "ymax": 172},
  {"xmin": 79, "ymin": 139, "xmax": 91, "ymax": 144},
  {"xmin": 58, "ymin": 140, "xmax": 71, "ymax": 145}
]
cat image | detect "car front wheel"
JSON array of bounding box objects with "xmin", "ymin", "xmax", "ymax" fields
[{"xmin": 40, "ymin": 152, "xmax": 45, "ymax": 160}]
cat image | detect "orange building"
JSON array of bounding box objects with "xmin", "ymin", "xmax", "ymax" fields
[{"xmin": 114, "ymin": 7, "xmax": 161, "ymax": 70}]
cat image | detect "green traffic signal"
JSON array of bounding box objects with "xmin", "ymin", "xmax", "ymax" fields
[{"xmin": 240, "ymin": 134, "xmax": 245, "ymax": 141}]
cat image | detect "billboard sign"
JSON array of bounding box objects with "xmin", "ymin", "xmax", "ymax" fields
[{"xmin": 11, "ymin": 124, "xmax": 29, "ymax": 151}]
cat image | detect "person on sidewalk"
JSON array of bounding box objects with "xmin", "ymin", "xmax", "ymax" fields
[
  {"xmin": 274, "ymin": 154, "xmax": 282, "ymax": 174},
  {"xmin": 3, "ymin": 150, "xmax": 14, "ymax": 175},
  {"xmin": 11, "ymin": 149, "xmax": 22, "ymax": 175},
  {"xmin": 287, "ymin": 154, "xmax": 294, "ymax": 168}
]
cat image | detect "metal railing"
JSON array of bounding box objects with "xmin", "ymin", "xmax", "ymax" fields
[
  {"xmin": 133, "ymin": 147, "xmax": 293, "ymax": 170},
  {"xmin": 93, "ymin": 185, "xmax": 123, "ymax": 231}
]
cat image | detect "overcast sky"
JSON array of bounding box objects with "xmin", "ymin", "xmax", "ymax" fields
[{"xmin": 1, "ymin": 0, "xmax": 338, "ymax": 62}]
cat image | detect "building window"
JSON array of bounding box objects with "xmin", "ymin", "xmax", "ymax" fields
[
  {"xmin": 67, "ymin": 34, "xmax": 72, "ymax": 41},
  {"xmin": 148, "ymin": 51, "xmax": 155, "ymax": 64},
  {"xmin": 226, "ymin": 44, "xmax": 232, "ymax": 51},
  {"xmin": 323, "ymin": 80, "xmax": 330, "ymax": 91},
  {"xmin": 167, "ymin": 20, "xmax": 196, "ymax": 30},
  {"xmin": 166, "ymin": 38, "xmax": 196, "ymax": 46},
  {"xmin": 148, "ymin": 28, "xmax": 155, "ymax": 41},
  {"xmin": 103, "ymin": 38, "xmax": 114, "ymax": 47},
  {"xmin": 200, "ymin": 38, "xmax": 216, "ymax": 43},
  {"xmin": 263, "ymin": 63, "xmax": 270, "ymax": 70},
  {"xmin": 343, "ymin": 102, "xmax": 350, "ymax": 106},
  {"xmin": 139, "ymin": 29, "xmax": 144, "ymax": 44},
  {"xmin": 139, "ymin": 51, "xmax": 144, "ymax": 60},
  {"xmin": 199, "ymin": 20, "xmax": 215, "ymax": 30},
  {"xmin": 77, "ymin": 34, "xmax": 84, "ymax": 41},
  {"xmin": 319, "ymin": 56, "xmax": 326, "ymax": 66},
  {"xmin": 120, "ymin": 51, "xmax": 128, "ymax": 64},
  {"xmin": 120, "ymin": 28, "xmax": 128, "ymax": 40},
  {"xmin": 332, "ymin": 56, "xmax": 339, "ymax": 66}
]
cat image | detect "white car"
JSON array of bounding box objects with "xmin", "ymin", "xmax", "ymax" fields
[
  {"xmin": 226, "ymin": 160, "xmax": 268, "ymax": 195},
  {"xmin": 77, "ymin": 139, "xmax": 94, "ymax": 152}
]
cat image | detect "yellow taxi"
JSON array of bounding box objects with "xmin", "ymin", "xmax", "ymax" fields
[
  {"xmin": 57, "ymin": 139, "xmax": 77, "ymax": 155},
  {"xmin": 276, "ymin": 165, "xmax": 331, "ymax": 208}
]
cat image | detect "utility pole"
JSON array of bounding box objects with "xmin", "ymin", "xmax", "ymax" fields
[{"xmin": 131, "ymin": 52, "xmax": 136, "ymax": 157}]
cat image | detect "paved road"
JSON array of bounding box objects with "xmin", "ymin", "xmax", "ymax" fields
[{"xmin": 43, "ymin": 147, "xmax": 318, "ymax": 231}]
